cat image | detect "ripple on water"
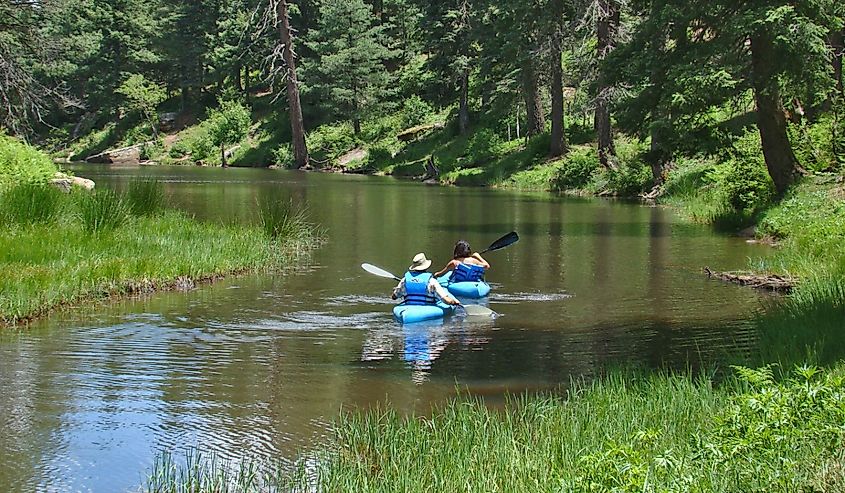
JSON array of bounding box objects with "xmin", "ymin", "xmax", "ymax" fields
[{"xmin": 490, "ymin": 291, "xmax": 573, "ymax": 303}]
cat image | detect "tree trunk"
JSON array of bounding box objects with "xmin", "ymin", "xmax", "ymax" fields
[
  {"xmin": 832, "ymin": 28, "xmax": 844, "ymax": 96},
  {"xmin": 750, "ymin": 33, "xmax": 802, "ymax": 195},
  {"xmin": 233, "ymin": 64, "xmax": 243, "ymax": 92},
  {"xmin": 221, "ymin": 143, "xmax": 227, "ymax": 168},
  {"xmin": 522, "ymin": 59, "xmax": 544, "ymax": 137},
  {"xmin": 595, "ymin": 0, "xmax": 619, "ymax": 169},
  {"xmin": 244, "ymin": 65, "xmax": 251, "ymax": 103},
  {"xmin": 278, "ymin": 0, "xmax": 309, "ymax": 169},
  {"xmin": 549, "ymin": 36, "xmax": 566, "ymax": 156},
  {"xmin": 459, "ymin": 70, "xmax": 470, "ymax": 135},
  {"xmin": 353, "ymin": 116, "xmax": 361, "ymax": 135},
  {"xmin": 648, "ymin": 126, "xmax": 672, "ymax": 185}
]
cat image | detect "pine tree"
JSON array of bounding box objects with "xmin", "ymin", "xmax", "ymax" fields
[{"xmin": 307, "ymin": 0, "xmax": 394, "ymax": 134}]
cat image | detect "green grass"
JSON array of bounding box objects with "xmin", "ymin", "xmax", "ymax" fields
[
  {"xmin": 0, "ymin": 182, "xmax": 65, "ymax": 225},
  {"xmin": 144, "ymin": 364, "xmax": 845, "ymax": 492},
  {"xmin": 257, "ymin": 195, "xmax": 314, "ymax": 241},
  {"xmin": 126, "ymin": 179, "xmax": 167, "ymax": 216},
  {"xmin": 78, "ymin": 188, "xmax": 131, "ymax": 233},
  {"xmin": 0, "ymin": 208, "xmax": 317, "ymax": 325}
]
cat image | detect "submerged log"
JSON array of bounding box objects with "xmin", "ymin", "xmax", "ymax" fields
[{"xmin": 703, "ymin": 267, "xmax": 796, "ymax": 293}]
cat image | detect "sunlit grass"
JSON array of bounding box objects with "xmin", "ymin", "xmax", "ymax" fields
[
  {"xmin": 145, "ymin": 364, "xmax": 845, "ymax": 492},
  {"xmin": 0, "ymin": 186, "xmax": 319, "ymax": 325}
]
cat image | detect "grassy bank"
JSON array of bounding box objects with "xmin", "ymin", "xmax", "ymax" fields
[
  {"xmin": 145, "ymin": 363, "xmax": 845, "ymax": 493},
  {"xmin": 0, "ymin": 139, "xmax": 318, "ymax": 326}
]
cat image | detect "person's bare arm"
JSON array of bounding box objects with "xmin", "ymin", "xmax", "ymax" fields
[
  {"xmin": 431, "ymin": 279, "xmax": 460, "ymax": 305},
  {"xmin": 433, "ymin": 260, "xmax": 456, "ymax": 278},
  {"xmin": 391, "ymin": 279, "xmax": 405, "ymax": 300},
  {"xmin": 472, "ymin": 252, "xmax": 490, "ymax": 269}
]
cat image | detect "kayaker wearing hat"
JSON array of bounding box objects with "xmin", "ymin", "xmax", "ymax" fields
[
  {"xmin": 433, "ymin": 240, "xmax": 490, "ymax": 282},
  {"xmin": 392, "ymin": 253, "xmax": 460, "ymax": 306}
]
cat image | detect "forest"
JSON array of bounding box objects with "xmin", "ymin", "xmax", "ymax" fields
[
  {"xmin": 2, "ymin": 0, "xmax": 842, "ymax": 199},
  {"xmin": 5, "ymin": 2, "xmax": 845, "ymax": 491}
]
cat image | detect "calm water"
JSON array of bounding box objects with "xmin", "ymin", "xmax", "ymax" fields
[{"xmin": 0, "ymin": 166, "xmax": 771, "ymax": 492}]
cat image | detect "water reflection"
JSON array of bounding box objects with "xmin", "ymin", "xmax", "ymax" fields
[
  {"xmin": 0, "ymin": 166, "xmax": 774, "ymax": 492},
  {"xmin": 361, "ymin": 316, "xmax": 496, "ymax": 385}
]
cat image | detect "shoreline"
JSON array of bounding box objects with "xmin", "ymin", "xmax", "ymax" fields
[{"xmin": 3, "ymin": 263, "xmax": 305, "ymax": 329}]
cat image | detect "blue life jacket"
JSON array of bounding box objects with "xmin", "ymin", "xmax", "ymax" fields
[
  {"xmin": 451, "ymin": 262, "xmax": 485, "ymax": 283},
  {"xmin": 403, "ymin": 271, "xmax": 436, "ymax": 305}
]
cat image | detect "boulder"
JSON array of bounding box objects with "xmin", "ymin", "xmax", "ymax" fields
[
  {"xmin": 85, "ymin": 141, "xmax": 152, "ymax": 163},
  {"xmin": 51, "ymin": 172, "xmax": 95, "ymax": 192}
]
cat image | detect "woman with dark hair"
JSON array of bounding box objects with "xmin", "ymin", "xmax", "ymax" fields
[{"xmin": 433, "ymin": 240, "xmax": 490, "ymax": 282}]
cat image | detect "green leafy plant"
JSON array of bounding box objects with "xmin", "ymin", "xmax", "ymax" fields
[
  {"xmin": 115, "ymin": 73, "xmax": 167, "ymax": 139},
  {"xmin": 401, "ymin": 95, "xmax": 433, "ymax": 128},
  {"xmin": 366, "ymin": 144, "xmax": 392, "ymax": 169},
  {"xmin": 466, "ymin": 128, "xmax": 502, "ymax": 165},
  {"xmin": 0, "ymin": 135, "xmax": 58, "ymax": 190},
  {"xmin": 207, "ymin": 100, "xmax": 251, "ymax": 167},
  {"xmin": 552, "ymin": 149, "xmax": 599, "ymax": 190},
  {"xmin": 273, "ymin": 144, "xmax": 294, "ymax": 168}
]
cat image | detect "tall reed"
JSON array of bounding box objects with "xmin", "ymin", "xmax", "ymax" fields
[
  {"xmin": 142, "ymin": 365, "xmax": 845, "ymax": 493},
  {"xmin": 257, "ymin": 196, "xmax": 313, "ymax": 242},
  {"xmin": 0, "ymin": 183, "xmax": 64, "ymax": 225},
  {"xmin": 126, "ymin": 179, "xmax": 167, "ymax": 216},
  {"xmin": 77, "ymin": 189, "xmax": 130, "ymax": 234}
]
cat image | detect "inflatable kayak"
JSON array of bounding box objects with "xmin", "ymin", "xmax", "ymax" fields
[
  {"xmin": 437, "ymin": 270, "xmax": 491, "ymax": 299},
  {"xmin": 393, "ymin": 301, "xmax": 456, "ymax": 324}
]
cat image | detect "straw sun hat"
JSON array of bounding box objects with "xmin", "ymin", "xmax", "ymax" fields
[{"xmin": 408, "ymin": 253, "xmax": 432, "ymax": 271}]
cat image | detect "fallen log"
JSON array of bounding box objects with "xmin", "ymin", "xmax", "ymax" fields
[{"xmin": 703, "ymin": 267, "xmax": 796, "ymax": 293}]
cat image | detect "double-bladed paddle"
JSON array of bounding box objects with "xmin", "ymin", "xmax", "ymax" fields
[
  {"xmin": 360, "ymin": 263, "xmax": 495, "ymax": 317},
  {"xmin": 478, "ymin": 231, "xmax": 519, "ymax": 254}
]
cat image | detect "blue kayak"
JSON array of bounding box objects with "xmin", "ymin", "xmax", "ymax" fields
[
  {"xmin": 437, "ymin": 271, "xmax": 491, "ymax": 299},
  {"xmin": 393, "ymin": 301, "xmax": 456, "ymax": 324}
]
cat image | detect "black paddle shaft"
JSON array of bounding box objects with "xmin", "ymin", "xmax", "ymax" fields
[{"xmin": 479, "ymin": 232, "xmax": 519, "ymax": 254}]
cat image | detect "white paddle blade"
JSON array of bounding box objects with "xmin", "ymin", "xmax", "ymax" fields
[
  {"xmin": 361, "ymin": 263, "xmax": 401, "ymax": 281},
  {"xmin": 461, "ymin": 304, "xmax": 496, "ymax": 317}
]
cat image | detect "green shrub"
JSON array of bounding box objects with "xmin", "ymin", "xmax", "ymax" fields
[
  {"xmin": 273, "ymin": 144, "xmax": 294, "ymax": 168},
  {"xmin": 207, "ymin": 100, "xmax": 252, "ymax": 164},
  {"xmin": 78, "ymin": 189, "xmax": 130, "ymax": 234},
  {"xmin": 168, "ymin": 140, "xmax": 190, "ymax": 159},
  {"xmin": 139, "ymin": 139, "xmax": 163, "ymax": 161},
  {"xmin": 0, "ymin": 135, "xmax": 58, "ymax": 190},
  {"xmin": 552, "ymin": 148, "xmax": 599, "ymax": 190},
  {"xmin": 307, "ymin": 122, "xmax": 357, "ymax": 161},
  {"xmin": 0, "ymin": 183, "xmax": 64, "ymax": 225},
  {"xmin": 366, "ymin": 144, "xmax": 393, "ymax": 169},
  {"xmin": 466, "ymin": 128, "xmax": 502, "ymax": 165},
  {"xmin": 189, "ymin": 132, "xmax": 214, "ymax": 162},
  {"xmin": 789, "ymin": 116, "xmax": 839, "ymax": 172},
  {"xmin": 360, "ymin": 114, "xmax": 403, "ymax": 142},
  {"xmin": 719, "ymin": 131, "xmax": 775, "ymax": 213},
  {"xmin": 722, "ymin": 156, "xmax": 774, "ymax": 213},
  {"xmin": 604, "ymin": 162, "xmax": 651, "ymax": 196},
  {"xmin": 126, "ymin": 179, "xmax": 166, "ymax": 216},
  {"xmin": 401, "ymin": 95, "xmax": 433, "ymax": 128},
  {"xmin": 600, "ymin": 139, "xmax": 652, "ymax": 196}
]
